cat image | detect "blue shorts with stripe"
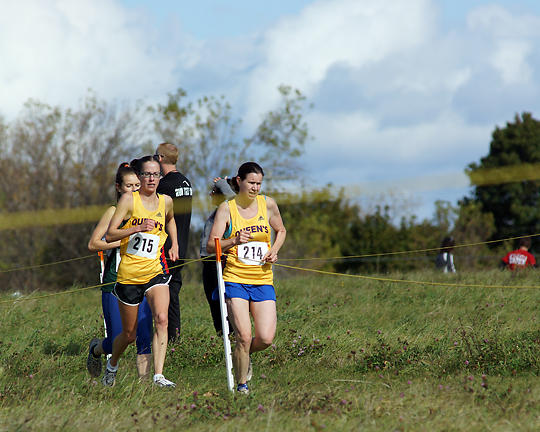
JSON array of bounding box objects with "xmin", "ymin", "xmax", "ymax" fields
[{"xmin": 224, "ymin": 282, "xmax": 276, "ymax": 302}]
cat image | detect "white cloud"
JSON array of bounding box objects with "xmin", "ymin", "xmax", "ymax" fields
[
  {"xmin": 245, "ymin": 0, "xmax": 436, "ymax": 125},
  {"xmin": 467, "ymin": 4, "xmax": 540, "ymax": 38},
  {"xmin": 0, "ymin": 0, "xmax": 199, "ymax": 118},
  {"xmin": 305, "ymin": 110, "xmax": 490, "ymax": 182},
  {"xmin": 466, "ymin": 4, "xmax": 540, "ymax": 86},
  {"xmin": 491, "ymin": 40, "xmax": 533, "ymax": 85}
]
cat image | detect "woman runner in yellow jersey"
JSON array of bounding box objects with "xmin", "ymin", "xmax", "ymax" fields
[
  {"xmin": 103, "ymin": 155, "xmax": 179, "ymax": 388},
  {"xmin": 207, "ymin": 162, "xmax": 286, "ymax": 394},
  {"xmin": 86, "ymin": 163, "xmax": 154, "ymax": 380}
]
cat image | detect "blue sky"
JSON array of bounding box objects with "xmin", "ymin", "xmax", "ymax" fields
[
  {"xmin": 121, "ymin": 0, "xmax": 316, "ymax": 38},
  {"xmin": 3, "ymin": 0, "xmax": 540, "ymax": 220},
  {"xmin": 121, "ymin": 0, "xmax": 540, "ymax": 37}
]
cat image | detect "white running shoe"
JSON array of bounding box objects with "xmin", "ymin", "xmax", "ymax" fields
[
  {"xmin": 102, "ymin": 367, "xmax": 117, "ymax": 387},
  {"xmin": 237, "ymin": 383, "xmax": 249, "ymax": 394},
  {"xmin": 246, "ymin": 357, "xmax": 253, "ymax": 382},
  {"xmin": 153, "ymin": 374, "xmax": 176, "ymax": 388},
  {"xmin": 86, "ymin": 338, "xmax": 102, "ymax": 378}
]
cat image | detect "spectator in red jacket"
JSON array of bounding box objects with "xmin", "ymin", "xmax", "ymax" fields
[{"xmin": 501, "ymin": 237, "xmax": 536, "ymax": 270}]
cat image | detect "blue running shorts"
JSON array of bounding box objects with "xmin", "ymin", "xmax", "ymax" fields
[{"xmin": 224, "ymin": 282, "xmax": 276, "ymax": 302}]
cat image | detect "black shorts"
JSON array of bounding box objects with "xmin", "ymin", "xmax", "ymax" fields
[{"xmin": 113, "ymin": 273, "xmax": 171, "ymax": 306}]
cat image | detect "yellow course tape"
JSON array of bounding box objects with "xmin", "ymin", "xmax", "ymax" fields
[
  {"xmin": 0, "ymin": 255, "xmax": 95, "ymax": 273},
  {"xmin": 0, "ymin": 205, "xmax": 111, "ymax": 231},
  {"xmin": 0, "ymin": 257, "xmax": 210, "ymax": 305},
  {"xmin": 468, "ymin": 162, "xmax": 540, "ymax": 186},
  {"xmin": 0, "ymin": 232, "xmax": 536, "ymax": 273},
  {"xmin": 2, "ymin": 230, "xmax": 539, "ymax": 307},
  {"xmin": 279, "ymin": 233, "xmax": 540, "ymax": 262},
  {"xmin": 274, "ymin": 263, "xmax": 540, "ymax": 289}
]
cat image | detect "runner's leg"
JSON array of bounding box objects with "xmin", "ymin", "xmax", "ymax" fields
[
  {"xmin": 249, "ymin": 300, "xmax": 277, "ymax": 353},
  {"xmin": 145, "ymin": 284, "xmax": 170, "ymax": 375},
  {"xmin": 100, "ymin": 291, "xmax": 123, "ymax": 355},
  {"xmin": 226, "ymin": 297, "xmax": 251, "ymax": 384},
  {"xmin": 110, "ymin": 301, "xmax": 139, "ymax": 367},
  {"xmin": 135, "ymin": 296, "xmax": 153, "ymax": 377},
  {"xmin": 166, "ymin": 265, "xmax": 182, "ymax": 341},
  {"xmin": 202, "ymin": 260, "xmax": 222, "ymax": 333}
]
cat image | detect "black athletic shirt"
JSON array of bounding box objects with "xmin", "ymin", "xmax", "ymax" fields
[{"xmin": 157, "ymin": 171, "xmax": 193, "ymax": 263}]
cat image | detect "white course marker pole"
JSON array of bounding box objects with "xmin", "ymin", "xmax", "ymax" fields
[
  {"xmin": 215, "ymin": 238, "xmax": 235, "ymax": 392},
  {"xmin": 98, "ymin": 251, "xmax": 112, "ymax": 360}
]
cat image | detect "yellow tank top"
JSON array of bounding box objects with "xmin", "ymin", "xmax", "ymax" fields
[
  {"xmin": 117, "ymin": 191, "xmax": 168, "ymax": 284},
  {"xmin": 223, "ymin": 195, "xmax": 273, "ymax": 285}
]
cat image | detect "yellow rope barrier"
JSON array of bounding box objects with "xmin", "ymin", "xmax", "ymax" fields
[
  {"xmin": 0, "ymin": 231, "xmax": 534, "ymax": 274},
  {"xmin": 0, "ymin": 257, "xmax": 210, "ymax": 305},
  {"xmin": 1, "ymin": 230, "xmax": 539, "ymax": 307},
  {"xmin": 274, "ymin": 263, "xmax": 540, "ymax": 289},
  {"xmin": 279, "ymin": 233, "xmax": 540, "ymax": 262},
  {"xmin": 1, "ymin": 251, "xmax": 538, "ymax": 309},
  {"xmin": 0, "ymin": 254, "xmax": 95, "ymax": 273}
]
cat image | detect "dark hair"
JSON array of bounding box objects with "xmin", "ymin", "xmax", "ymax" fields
[
  {"xmin": 130, "ymin": 155, "xmax": 161, "ymax": 176},
  {"xmin": 115, "ymin": 162, "xmax": 137, "ymax": 200},
  {"xmin": 231, "ymin": 162, "xmax": 264, "ymax": 192},
  {"xmin": 440, "ymin": 236, "xmax": 455, "ymax": 252},
  {"xmin": 519, "ymin": 237, "xmax": 531, "ymax": 249}
]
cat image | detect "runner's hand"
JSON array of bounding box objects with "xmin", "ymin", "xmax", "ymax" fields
[
  {"xmin": 235, "ymin": 229, "xmax": 252, "ymax": 245},
  {"xmin": 138, "ymin": 218, "xmax": 155, "ymax": 232},
  {"xmin": 263, "ymin": 249, "xmax": 278, "ymax": 263},
  {"xmin": 168, "ymin": 245, "xmax": 179, "ymax": 262}
]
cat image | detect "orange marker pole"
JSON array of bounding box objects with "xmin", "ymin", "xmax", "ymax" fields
[
  {"xmin": 98, "ymin": 251, "xmax": 105, "ymax": 283},
  {"xmin": 215, "ymin": 238, "xmax": 234, "ymax": 392}
]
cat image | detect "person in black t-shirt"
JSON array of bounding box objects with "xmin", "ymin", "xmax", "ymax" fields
[{"xmin": 155, "ymin": 142, "xmax": 193, "ymax": 342}]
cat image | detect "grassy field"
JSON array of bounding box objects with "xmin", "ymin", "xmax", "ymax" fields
[{"xmin": 0, "ymin": 269, "xmax": 538, "ymax": 431}]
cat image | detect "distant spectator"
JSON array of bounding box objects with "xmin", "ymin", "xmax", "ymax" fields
[
  {"xmin": 435, "ymin": 236, "xmax": 456, "ymax": 273},
  {"xmin": 501, "ymin": 237, "xmax": 536, "ymax": 270},
  {"xmin": 155, "ymin": 142, "xmax": 193, "ymax": 342}
]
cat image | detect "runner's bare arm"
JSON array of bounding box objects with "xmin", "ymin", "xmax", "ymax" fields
[
  {"xmin": 165, "ymin": 195, "xmax": 179, "ymax": 261},
  {"xmin": 105, "ymin": 193, "xmax": 154, "ymax": 242},
  {"xmin": 206, "ymin": 201, "xmax": 251, "ymax": 254},
  {"xmin": 263, "ymin": 196, "xmax": 286, "ymax": 263},
  {"xmin": 88, "ymin": 206, "xmax": 121, "ymax": 252}
]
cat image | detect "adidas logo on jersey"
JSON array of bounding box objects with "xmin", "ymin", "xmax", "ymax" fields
[
  {"xmin": 258, "ymin": 216, "xmax": 264, "ymax": 221},
  {"xmin": 156, "ymin": 212, "xmax": 163, "ymax": 217}
]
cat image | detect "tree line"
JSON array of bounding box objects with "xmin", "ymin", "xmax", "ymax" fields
[{"xmin": 0, "ymin": 90, "xmax": 537, "ymax": 291}]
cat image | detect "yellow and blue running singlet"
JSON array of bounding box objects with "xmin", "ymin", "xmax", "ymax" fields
[
  {"xmin": 223, "ymin": 195, "xmax": 273, "ymax": 285},
  {"xmin": 117, "ymin": 191, "xmax": 169, "ymax": 284}
]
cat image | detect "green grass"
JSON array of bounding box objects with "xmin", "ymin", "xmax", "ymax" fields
[{"xmin": 0, "ymin": 270, "xmax": 538, "ymax": 431}]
